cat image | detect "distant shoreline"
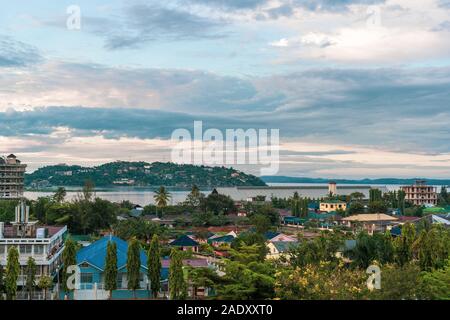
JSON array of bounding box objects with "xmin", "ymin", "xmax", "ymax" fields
[{"xmin": 261, "ymin": 176, "xmax": 450, "ymax": 186}]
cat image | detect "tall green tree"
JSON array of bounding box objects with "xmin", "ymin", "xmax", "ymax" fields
[
  {"xmin": 25, "ymin": 257, "xmax": 37, "ymax": 300},
  {"xmin": 104, "ymin": 240, "xmax": 118, "ymax": 299},
  {"xmin": 154, "ymin": 186, "xmax": 171, "ymax": 218},
  {"xmin": 369, "ymin": 188, "xmax": 383, "ymax": 203},
  {"xmin": 5, "ymin": 246, "xmax": 20, "ymax": 300},
  {"xmin": 127, "ymin": 238, "xmax": 141, "ymax": 298},
  {"xmin": 185, "ymin": 185, "xmax": 203, "ymax": 209},
  {"xmin": 147, "ymin": 234, "xmax": 162, "ymax": 298},
  {"xmin": 416, "ymin": 225, "xmax": 450, "ymax": 271},
  {"xmin": 291, "ymin": 192, "xmax": 301, "ymax": 217},
  {"xmin": 394, "ymin": 223, "xmax": 416, "ymax": 267},
  {"xmin": 169, "ymin": 249, "xmax": 187, "ymax": 300},
  {"xmin": 0, "ymin": 264, "xmax": 5, "ymax": 300},
  {"xmin": 62, "ymin": 238, "xmax": 77, "ymax": 293}
]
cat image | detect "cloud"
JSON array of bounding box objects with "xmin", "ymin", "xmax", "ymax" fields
[
  {"xmin": 104, "ymin": 4, "xmax": 228, "ymax": 49},
  {"xmin": 0, "ymin": 36, "xmax": 42, "ymax": 67},
  {"xmin": 0, "ymin": 61, "xmax": 285, "ymax": 113},
  {"xmin": 291, "ymin": 0, "xmax": 386, "ymax": 12}
]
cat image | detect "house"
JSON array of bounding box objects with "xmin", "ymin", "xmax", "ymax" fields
[
  {"xmin": 422, "ymin": 214, "xmax": 450, "ymax": 227},
  {"xmin": 268, "ymin": 233, "xmax": 297, "ymax": 242},
  {"xmin": 266, "ymin": 241, "xmax": 298, "ymax": 260},
  {"xmin": 169, "ymin": 235, "xmax": 200, "ymax": 252},
  {"xmin": 74, "ymin": 235, "xmax": 150, "ymax": 300},
  {"xmin": 342, "ymin": 214, "xmax": 398, "ymax": 235},
  {"xmin": 320, "ymin": 200, "xmax": 347, "ymax": 213},
  {"xmin": 72, "ymin": 236, "xmax": 213, "ymax": 300},
  {"xmin": 207, "ymin": 235, "xmax": 235, "ymax": 247}
]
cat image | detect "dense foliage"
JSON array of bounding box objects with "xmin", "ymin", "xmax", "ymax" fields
[{"xmin": 26, "ymin": 161, "xmax": 266, "ymax": 188}]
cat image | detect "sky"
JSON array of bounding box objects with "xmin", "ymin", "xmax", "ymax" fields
[{"xmin": 1, "ymin": 0, "xmax": 450, "ymax": 178}]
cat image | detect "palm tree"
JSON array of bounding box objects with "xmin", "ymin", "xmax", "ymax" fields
[{"xmin": 154, "ymin": 186, "xmax": 171, "ymax": 218}]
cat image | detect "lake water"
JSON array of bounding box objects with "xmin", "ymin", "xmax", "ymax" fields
[{"xmin": 24, "ymin": 183, "xmax": 448, "ymax": 206}]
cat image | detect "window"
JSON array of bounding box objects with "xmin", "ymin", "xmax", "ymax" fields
[
  {"xmin": 0, "ymin": 245, "xmax": 5, "ymax": 254},
  {"xmin": 20, "ymin": 245, "xmax": 32, "ymax": 254},
  {"xmin": 80, "ymin": 273, "xmax": 93, "ymax": 284},
  {"xmin": 117, "ymin": 274, "xmax": 124, "ymax": 289},
  {"xmin": 34, "ymin": 245, "xmax": 44, "ymax": 255}
]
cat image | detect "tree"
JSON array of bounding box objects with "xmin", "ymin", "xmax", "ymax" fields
[
  {"xmin": 0, "ymin": 265, "xmax": 5, "ymax": 300},
  {"xmin": 350, "ymin": 192, "xmax": 365, "ymax": 201},
  {"xmin": 5, "ymin": 246, "xmax": 20, "ymax": 300},
  {"xmin": 438, "ymin": 186, "xmax": 449, "ymax": 206},
  {"xmin": 127, "ymin": 238, "xmax": 141, "ymax": 298},
  {"xmin": 348, "ymin": 201, "xmax": 365, "ymax": 215},
  {"xmin": 53, "ymin": 187, "xmax": 67, "ymax": 203},
  {"xmin": 369, "ymin": 188, "xmax": 383, "ymax": 203},
  {"xmin": 350, "ymin": 232, "xmax": 394, "ymax": 268},
  {"xmin": 62, "ymin": 238, "xmax": 77, "ymax": 294},
  {"xmin": 147, "ymin": 234, "xmax": 161, "ymax": 298},
  {"xmin": 154, "ymin": 186, "xmax": 171, "ymax": 218},
  {"xmin": 169, "ymin": 249, "xmax": 187, "ymax": 300},
  {"xmin": 25, "ymin": 257, "xmax": 37, "ymax": 300},
  {"xmin": 419, "ymin": 258, "xmax": 450, "ymax": 300},
  {"xmin": 291, "ymin": 192, "xmax": 301, "ymax": 217},
  {"xmin": 394, "ymin": 223, "xmax": 416, "ymax": 267},
  {"xmin": 416, "ymin": 225, "xmax": 450, "ymax": 271},
  {"xmin": 81, "ymin": 180, "xmax": 95, "ymax": 202},
  {"xmin": 38, "ymin": 276, "xmax": 53, "ymax": 300},
  {"xmin": 200, "ymin": 193, "xmax": 236, "ymax": 215},
  {"xmin": 275, "ymin": 262, "xmax": 369, "ymax": 300},
  {"xmin": 397, "ymin": 190, "xmax": 406, "ymax": 215},
  {"xmin": 368, "ymin": 200, "xmax": 387, "ymax": 213},
  {"xmin": 104, "ymin": 241, "xmax": 118, "ymax": 299},
  {"xmin": 369, "ymin": 263, "xmax": 421, "ymax": 300},
  {"xmin": 251, "ymin": 214, "xmax": 271, "ymax": 234},
  {"xmin": 187, "ymin": 267, "xmax": 216, "ymax": 299},
  {"xmin": 184, "ymin": 185, "xmax": 204, "ymax": 209},
  {"xmin": 216, "ymin": 244, "xmax": 275, "ymax": 300}
]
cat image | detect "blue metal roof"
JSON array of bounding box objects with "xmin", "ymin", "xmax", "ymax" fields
[
  {"xmin": 76, "ymin": 236, "xmax": 148, "ymax": 271},
  {"xmin": 169, "ymin": 235, "xmax": 199, "ymax": 247},
  {"xmin": 264, "ymin": 231, "xmax": 280, "ymax": 240},
  {"xmin": 207, "ymin": 235, "xmax": 235, "ymax": 244}
]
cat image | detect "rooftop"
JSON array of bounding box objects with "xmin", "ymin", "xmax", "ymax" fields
[
  {"xmin": 169, "ymin": 235, "xmax": 200, "ymax": 247},
  {"xmin": 342, "ymin": 214, "xmax": 398, "ymax": 222},
  {"xmin": 0, "ymin": 224, "xmax": 66, "ymax": 239}
]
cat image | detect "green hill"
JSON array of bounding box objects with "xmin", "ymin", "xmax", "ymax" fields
[{"xmin": 25, "ymin": 161, "xmax": 266, "ymax": 189}]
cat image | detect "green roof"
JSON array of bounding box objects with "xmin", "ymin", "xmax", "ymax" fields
[{"xmin": 423, "ymin": 207, "xmax": 450, "ymax": 214}]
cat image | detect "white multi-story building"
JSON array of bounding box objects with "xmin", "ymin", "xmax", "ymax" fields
[
  {"xmin": 0, "ymin": 154, "xmax": 27, "ymax": 199},
  {"xmin": 0, "ymin": 201, "xmax": 67, "ymax": 285}
]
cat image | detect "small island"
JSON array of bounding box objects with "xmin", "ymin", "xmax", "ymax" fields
[{"xmin": 25, "ymin": 161, "xmax": 267, "ymax": 189}]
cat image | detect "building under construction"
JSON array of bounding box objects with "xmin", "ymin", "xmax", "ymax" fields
[{"xmin": 0, "ymin": 154, "xmax": 27, "ymax": 199}]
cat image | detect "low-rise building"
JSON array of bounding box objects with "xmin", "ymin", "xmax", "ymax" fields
[
  {"xmin": 320, "ymin": 200, "xmax": 347, "ymax": 213},
  {"xmin": 0, "ymin": 201, "xmax": 67, "ymax": 286},
  {"xmin": 342, "ymin": 213, "xmax": 398, "ymax": 235},
  {"xmin": 266, "ymin": 241, "xmax": 298, "ymax": 260},
  {"xmin": 169, "ymin": 235, "xmax": 200, "ymax": 252},
  {"xmin": 72, "ymin": 236, "xmax": 212, "ymax": 300}
]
